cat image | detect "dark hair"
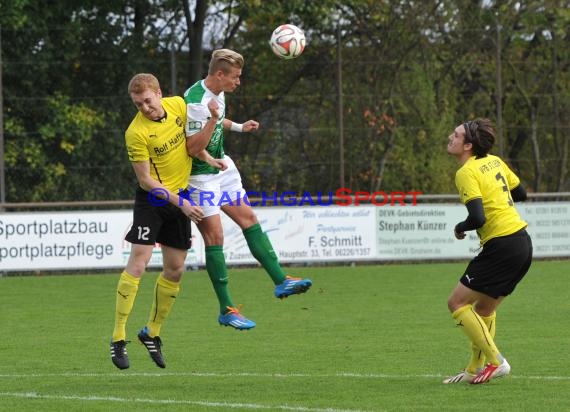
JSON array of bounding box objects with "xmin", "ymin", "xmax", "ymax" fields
[{"xmin": 463, "ymin": 118, "xmax": 495, "ymax": 157}]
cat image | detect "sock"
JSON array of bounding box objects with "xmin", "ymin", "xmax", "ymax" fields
[
  {"xmin": 112, "ymin": 271, "xmax": 140, "ymax": 342},
  {"xmin": 452, "ymin": 304, "xmax": 502, "ymax": 366},
  {"xmin": 146, "ymin": 273, "xmax": 180, "ymax": 338},
  {"xmin": 467, "ymin": 311, "xmax": 496, "ymax": 373},
  {"xmin": 205, "ymin": 245, "xmax": 234, "ymax": 313},
  {"xmin": 243, "ymin": 223, "xmax": 286, "ymax": 284}
]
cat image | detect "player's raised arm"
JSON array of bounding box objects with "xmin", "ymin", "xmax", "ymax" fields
[
  {"xmin": 223, "ymin": 118, "xmax": 260, "ymax": 133},
  {"xmin": 186, "ymin": 99, "xmax": 220, "ymax": 156}
]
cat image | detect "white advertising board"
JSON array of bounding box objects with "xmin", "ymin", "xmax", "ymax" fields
[
  {"xmin": 219, "ymin": 207, "xmax": 377, "ymax": 263},
  {"xmin": 375, "ymin": 205, "xmax": 480, "ymax": 260},
  {"xmin": 0, "ymin": 202, "xmax": 568, "ymax": 272},
  {"xmin": 518, "ymin": 202, "xmax": 570, "ymax": 257},
  {"xmin": 0, "ymin": 211, "xmax": 201, "ymax": 271},
  {"xmin": 0, "ymin": 211, "xmax": 129, "ymax": 270}
]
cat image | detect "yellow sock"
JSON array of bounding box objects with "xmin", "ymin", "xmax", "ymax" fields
[
  {"xmin": 452, "ymin": 305, "xmax": 501, "ymax": 366},
  {"xmin": 466, "ymin": 311, "xmax": 497, "ymax": 373},
  {"xmin": 146, "ymin": 274, "xmax": 180, "ymax": 337},
  {"xmin": 112, "ymin": 271, "xmax": 140, "ymax": 342}
]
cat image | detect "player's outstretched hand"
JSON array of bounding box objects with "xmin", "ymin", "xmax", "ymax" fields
[{"xmin": 243, "ymin": 120, "xmax": 259, "ymax": 132}]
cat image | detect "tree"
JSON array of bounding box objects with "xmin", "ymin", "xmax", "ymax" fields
[{"xmin": 1, "ymin": 0, "xmax": 568, "ymax": 204}]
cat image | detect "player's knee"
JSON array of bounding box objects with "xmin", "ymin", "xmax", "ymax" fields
[
  {"xmin": 212, "ymin": 231, "xmax": 225, "ymax": 244},
  {"xmin": 162, "ymin": 259, "xmax": 186, "ymax": 280},
  {"xmin": 203, "ymin": 232, "xmax": 224, "ymax": 245},
  {"xmin": 240, "ymin": 213, "xmax": 258, "ymax": 229},
  {"xmin": 125, "ymin": 259, "xmax": 148, "ymax": 277},
  {"xmin": 447, "ymin": 296, "xmax": 464, "ymax": 313},
  {"xmin": 473, "ymin": 303, "xmax": 496, "ymax": 317},
  {"xmin": 163, "ymin": 267, "xmax": 184, "ymax": 282},
  {"xmin": 199, "ymin": 224, "xmax": 224, "ymax": 245}
]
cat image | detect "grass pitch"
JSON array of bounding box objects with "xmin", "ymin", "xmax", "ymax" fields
[{"xmin": 0, "ymin": 260, "xmax": 569, "ymax": 411}]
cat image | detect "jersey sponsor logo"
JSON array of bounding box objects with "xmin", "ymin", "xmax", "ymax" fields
[
  {"xmin": 188, "ymin": 120, "xmax": 202, "ymax": 130},
  {"xmin": 152, "ymin": 131, "xmax": 186, "ymax": 156},
  {"xmin": 176, "ymin": 117, "xmax": 183, "ymax": 127}
]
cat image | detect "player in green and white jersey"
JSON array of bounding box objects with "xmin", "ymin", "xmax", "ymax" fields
[{"xmin": 183, "ymin": 49, "xmax": 312, "ymax": 330}]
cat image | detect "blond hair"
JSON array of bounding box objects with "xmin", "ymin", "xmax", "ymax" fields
[
  {"xmin": 208, "ymin": 49, "xmax": 244, "ymax": 75},
  {"xmin": 127, "ymin": 73, "xmax": 160, "ymax": 94}
]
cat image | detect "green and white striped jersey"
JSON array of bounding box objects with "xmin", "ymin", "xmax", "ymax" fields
[{"xmin": 183, "ymin": 80, "xmax": 226, "ymax": 175}]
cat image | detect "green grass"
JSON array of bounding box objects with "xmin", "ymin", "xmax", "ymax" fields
[{"xmin": 1, "ymin": 260, "xmax": 569, "ymax": 411}]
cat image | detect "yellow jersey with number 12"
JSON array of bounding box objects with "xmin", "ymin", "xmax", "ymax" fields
[
  {"xmin": 455, "ymin": 154, "xmax": 527, "ymax": 245},
  {"xmin": 125, "ymin": 96, "xmax": 191, "ymax": 192}
]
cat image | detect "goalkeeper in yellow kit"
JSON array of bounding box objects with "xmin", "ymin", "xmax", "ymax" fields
[{"xmin": 444, "ymin": 118, "xmax": 532, "ymax": 384}]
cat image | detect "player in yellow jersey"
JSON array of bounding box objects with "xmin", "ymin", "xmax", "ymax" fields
[
  {"xmin": 444, "ymin": 118, "xmax": 532, "ymax": 384},
  {"xmin": 109, "ymin": 73, "xmax": 210, "ymax": 370}
]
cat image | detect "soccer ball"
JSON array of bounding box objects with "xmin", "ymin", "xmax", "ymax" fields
[{"xmin": 269, "ymin": 24, "xmax": 306, "ymax": 59}]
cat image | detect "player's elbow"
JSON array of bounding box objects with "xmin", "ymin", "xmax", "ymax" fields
[
  {"xmin": 187, "ymin": 147, "xmax": 200, "ymax": 157},
  {"xmin": 511, "ymin": 185, "xmax": 527, "ymax": 202},
  {"xmin": 186, "ymin": 140, "xmax": 201, "ymax": 157},
  {"xmin": 473, "ymin": 215, "xmax": 486, "ymax": 228},
  {"xmin": 137, "ymin": 178, "xmax": 155, "ymax": 193}
]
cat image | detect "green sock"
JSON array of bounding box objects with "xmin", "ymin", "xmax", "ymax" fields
[
  {"xmin": 205, "ymin": 245, "xmax": 234, "ymax": 313},
  {"xmin": 243, "ymin": 223, "xmax": 286, "ymax": 285}
]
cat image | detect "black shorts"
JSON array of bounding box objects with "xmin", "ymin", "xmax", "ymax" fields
[
  {"xmin": 460, "ymin": 229, "xmax": 532, "ymax": 298},
  {"xmin": 125, "ymin": 187, "xmax": 192, "ymax": 250}
]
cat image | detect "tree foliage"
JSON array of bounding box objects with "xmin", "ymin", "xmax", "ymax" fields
[{"xmin": 1, "ymin": 0, "xmax": 568, "ymax": 202}]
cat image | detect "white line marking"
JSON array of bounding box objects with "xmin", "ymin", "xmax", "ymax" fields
[
  {"xmin": 0, "ymin": 371, "xmax": 568, "ymax": 380},
  {"xmin": 0, "ymin": 392, "xmax": 368, "ymax": 412}
]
